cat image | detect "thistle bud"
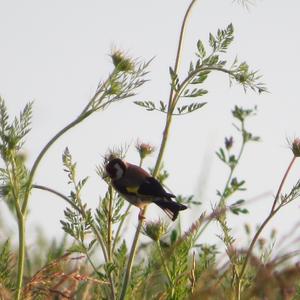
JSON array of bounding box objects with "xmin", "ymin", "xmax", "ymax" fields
[
  {"xmin": 135, "ymin": 141, "xmax": 155, "ymax": 160},
  {"xmin": 291, "ymin": 138, "xmax": 300, "ymax": 157},
  {"xmin": 111, "ymin": 50, "xmax": 135, "ymax": 73}
]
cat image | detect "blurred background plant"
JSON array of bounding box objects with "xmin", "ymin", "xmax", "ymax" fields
[{"xmin": 1, "ymin": 0, "xmax": 300, "ymax": 299}]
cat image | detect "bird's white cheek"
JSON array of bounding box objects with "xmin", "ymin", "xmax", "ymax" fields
[{"xmin": 114, "ymin": 164, "xmax": 124, "ymax": 180}]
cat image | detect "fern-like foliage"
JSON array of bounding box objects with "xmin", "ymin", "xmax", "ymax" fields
[
  {"xmin": 0, "ymin": 240, "xmax": 15, "ymax": 292},
  {"xmin": 135, "ymin": 24, "xmax": 266, "ymax": 117},
  {"xmin": 0, "ymin": 98, "xmax": 32, "ymax": 215}
]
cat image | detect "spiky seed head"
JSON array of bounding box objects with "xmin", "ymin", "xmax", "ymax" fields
[
  {"xmin": 143, "ymin": 220, "xmax": 168, "ymax": 242},
  {"xmin": 111, "ymin": 50, "xmax": 135, "ymax": 73}
]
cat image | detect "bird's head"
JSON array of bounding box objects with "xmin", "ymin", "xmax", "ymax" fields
[{"xmin": 105, "ymin": 158, "xmax": 127, "ymax": 180}]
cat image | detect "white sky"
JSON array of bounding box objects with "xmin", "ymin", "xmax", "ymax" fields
[{"xmin": 1, "ymin": 0, "xmax": 300, "ymax": 253}]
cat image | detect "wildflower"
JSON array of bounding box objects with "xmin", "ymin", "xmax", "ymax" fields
[
  {"xmin": 225, "ymin": 136, "xmax": 234, "ymax": 150},
  {"xmin": 135, "ymin": 141, "xmax": 155, "ymax": 160}
]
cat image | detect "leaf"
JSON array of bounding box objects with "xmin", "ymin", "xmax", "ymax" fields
[
  {"xmin": 159, "ymin": 101, "xmax": 167, "ymax": 112},
  {"xmin": 0, "ymin": 98, "xmax": 9, "ymax": 135},
  {"xmin": 177, "ymin": 105, "xmax": 188, "ymax": 114},
  {"xmin": 216, "ymin": 148, "xmax": 226, "ymax": 163},
  {"xmin": 209, "ymin": 33, "xmax": 216, "ymax": 50},
  {"xmin": 170, "ymin": 229, "xmax": 178, "ymax": 244},
  {"xmin": 183, "ymin": 89, "xmax": 208, "ymax": 98},
  {"xmin": 190, "ymin": 71, "xmax": 210, "ymax": 84},
  {"xmin": 187, "ymin": 102, "xmax": 207, "ymax": 112},
  {"xmin": 169, "ymin": 67, "xmax": 177, "ymax": 80},
  {"xmin": 197, "ymin": 40, "xmax": 206, "ymax": 58},
  {"xmin": 169, "ymin": 67, "xmax": 180, "ymax": 91},
  {"xmin": 134, "ymin": 100, "xmax": 156, "ymax": 111},
  {"xmin": 208, "ymin": 55, "xmax": 219, "ymax": 65}
]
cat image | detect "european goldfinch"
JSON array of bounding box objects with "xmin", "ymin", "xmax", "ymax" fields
[{"xmin": 105, "ymin": 158, "xmax": 187, "ymax": 221}]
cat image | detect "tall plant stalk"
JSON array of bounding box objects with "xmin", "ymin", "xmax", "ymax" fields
[{"xmin": 119, "ymin": 1, "xmax": 200, "ymax": 299}]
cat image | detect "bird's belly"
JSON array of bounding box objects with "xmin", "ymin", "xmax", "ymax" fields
[{"xmin": 122, "ymin": 194, "xmax": 152, "ymax": 208}]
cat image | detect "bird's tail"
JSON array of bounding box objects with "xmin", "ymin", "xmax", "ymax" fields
[{"xmin": 154, "ymin": 198, "xmax": 187, "ymax": 221}]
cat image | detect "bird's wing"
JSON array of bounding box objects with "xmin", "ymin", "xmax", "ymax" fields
[
  {"xmin": 113, "ymin": 182, "xmax": 139, "ymax": 196},
  {"xmin": 137, "ymin": 177, "xmax": 175, "ymax": 198}
]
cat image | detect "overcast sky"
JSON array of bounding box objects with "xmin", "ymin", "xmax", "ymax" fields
[{"xmin": 1, "ymin": 0, "xmax": 300, "ymax": 252}]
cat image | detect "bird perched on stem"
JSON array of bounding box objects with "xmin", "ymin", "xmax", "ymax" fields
[{"xmin": 105, "ymin": 158, "xmax": 187, "ymax": 221}]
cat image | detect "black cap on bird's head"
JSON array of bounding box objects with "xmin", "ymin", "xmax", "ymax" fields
[{"xmin": 105, "ymin": 158, "xmax": 127, "ymax": 180}]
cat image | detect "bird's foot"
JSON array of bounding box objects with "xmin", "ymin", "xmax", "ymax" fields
[{"xmin": 138, "ymin": 209, "xmax": 146, "ymax": 222}]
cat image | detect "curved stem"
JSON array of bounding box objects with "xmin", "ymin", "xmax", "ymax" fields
[
  {"xmin": 270, "ymin": 156, "xmax": 296, "ymax": 213},
  {"xmin": 167, "ymin": 0, "xmax": 199, "ymax": 111},
  {"xmin": 22, "ymin": 111, "xmax": 92, "ymax": 215},
  {"xmin": 154, "ymin": 0, "xmax": 199, "ymax": 175},
  {"xmin": 32, "ymin": 184, "xmax": 81, "ymax": 213},
  {"xmin": 239, "ymin": 155, "xmax": 297, "ymax": 281},
  {"xmin": 31, "ymin": 184, "xmax": 108, "ymax": 261}
]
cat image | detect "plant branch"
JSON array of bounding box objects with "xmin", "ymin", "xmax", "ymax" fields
[
  {"xmin": 22, "ymin": 111, "xmax": 93, "ymax": 215},
  {"xmin": 239, "ymin": 155, "xmax": 297, "ymax": 280},
  {"xmin": 32, "ymin": 184, "xmax": 81, "ymax": 213}
]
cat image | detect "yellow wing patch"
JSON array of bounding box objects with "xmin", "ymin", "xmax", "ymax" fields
[{"xmin": 126, "ymin": 186, "xmax": 139, "ymax": 194}]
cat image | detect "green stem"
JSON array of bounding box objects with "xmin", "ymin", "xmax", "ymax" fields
[
  {"xmin": 219, "ymin": 132, "xmax": 246, "ymax": 209},
  {"xmin": 153, "ymin": 116, "xmax": 172, "ymax": 176},
  {"xmin": 167, "ymin": 0, "xmax": 199, "ymax": 111},
  {"xmin": 33, "ymin": 184, "xmax": 81, "ymax": 213},
  {"xmin": 107, "ymin": 186, "xmax": 113, "ymax": 261},
  {"xmin": 32, "ymin": 184, "xmax": 108, "ymax": 259},
  {"xmin": 112, "ymin": 203, "xmax": 131, "ymax": 254},
  {"xmin": 199, "ymin": 131, "xmax": 246, "ymax": 238},
  {"xmin": 15, "ymin": 215, "xmax": 25, "ymax": 300},
  {"xmin": 156, "ymin": 241, "xmax": 173, "ymax": 287},
  {"xmin": 119, "ymin": 217, "xmax": 144, "ymax": 300},
  {"xmin": 22, "ymin": 111, "xmax": 92, "ymax": 215}
]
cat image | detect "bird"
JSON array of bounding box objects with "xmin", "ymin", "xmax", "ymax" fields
[{"xmin": 105, "ymin": 158, "xmax": 187, "ymax": 221}]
